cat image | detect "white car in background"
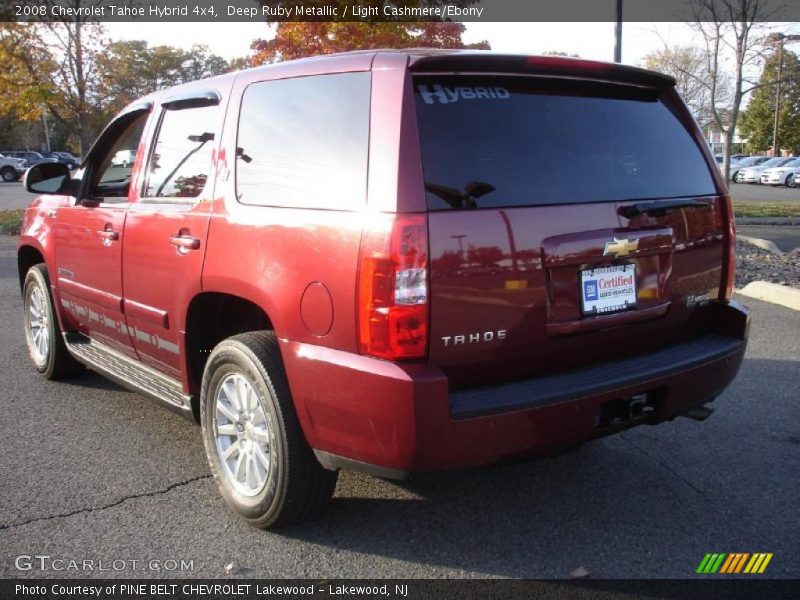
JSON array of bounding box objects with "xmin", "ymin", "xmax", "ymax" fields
[
  {"xmin": 110, "ymin": 149, "xmax": 136, "ymax": 168},
  {"xmin": 759, "ymin": 157, "xmax": 800, "ymax": 187},
  {"xmin": 730, "ymin": 156, "xmax": 770, "ymax": 182},
  {"xmin": 739, "ymin": 157, "xmax": 794, "ymax": 183}
]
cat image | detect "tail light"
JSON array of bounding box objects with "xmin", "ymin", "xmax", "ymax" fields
[
  {"xmin": 358, "ymin": 214, "xmax": 429, "ymax": 359},
  {"xmin": 721, "ymin": 195, "xmax": 736, "ymax": 301}
]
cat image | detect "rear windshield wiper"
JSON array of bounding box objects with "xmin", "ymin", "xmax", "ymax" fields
[
  {"xmin": 618, "ymin": 199, "xmax": 709, "ymax": 219},
  {"xmin": 425, "ymin": 181, "xmax": 495, "ymax": 209}
]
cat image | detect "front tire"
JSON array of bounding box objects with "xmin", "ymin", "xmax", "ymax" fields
[
  {"xmin": 786, "ymin": 174, "xmax": 796, "ymax": 188},
  {"xmin": 1, "ymin": 166, "xmax": 17, "ymax": 182},
  {"xmin": 200, "ymin": 331, "xmax": 337, "ymax": 528},
  {"xmin": 22, "ymin": 265, "xmax": 84, "ymax": 379}
]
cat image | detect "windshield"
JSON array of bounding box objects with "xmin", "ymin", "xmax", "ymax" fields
[
  {"xmin": 414, "ymin": 75, "xmax": 716, "ymax": 210},
  {"xmin": 761, "ymin": 158, "xmax": 790, "ymax": 167}
]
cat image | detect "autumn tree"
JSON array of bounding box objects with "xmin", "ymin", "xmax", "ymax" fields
[
  {"xmin": 0, "ymin": 24, "xmax": 55, "ymax": 121},
  {"xmin": 251, "ymin": 21, "xmax": 488, "ymax": 64},
  {"xmin": 642, "ymin": 46, "xmax": 712, "ymax": 123},
  {"xmin": 739, "ymin": 49, "xmax": 800, "ymax": 155},
  {"xmin": 0, "ymin": 5, "xmax": 105, "ymax": 155}
]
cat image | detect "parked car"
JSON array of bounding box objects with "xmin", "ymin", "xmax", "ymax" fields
[
  {"xmin": 110, "ymin": 149, "xmax": 136, "ymax": 167},
  {"xmin": 738, "ymin": 157, "xmax": 794, "ymax": 183},
  {"xmin": 759, "ymin": 157, "xmax": 800, "ymax": 187},
  {"xmin": 17, "ymin": 50, "xmax": 749, "ymax": 528},
  {"xmin": 730, "ymin": 156, "xmax": 770, "ymax": 182},
  {"xmin": 0, "ymin": 153, "xmax": 26, "ymax": 182},
  {"xmin": 2, "ymin": 150, "xmax": 58, "ymax": 167},
  {"xmin": 40, "ymin": 151, "xmax": 79, "ymax": 170}
]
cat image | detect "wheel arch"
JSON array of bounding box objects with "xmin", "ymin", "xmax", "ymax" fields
[
  {"xmin": 17, "ymin": 244, "xmax": 45, "ymax": 292},
  {"xmin": 184, "ymin": 291, "xmax": 275, "ymax": 419}
]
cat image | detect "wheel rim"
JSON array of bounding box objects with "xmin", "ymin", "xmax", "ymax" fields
[
  {"xmin": 2, "ymin": 170, "xmax": 12, "ymax": 181},
  {"xmin": 25, "ymin": 284, "xmax": 50, "ymax": 365},
  {"xmin": 213, "ymin": 373, "xmax": 274, "ymax": 496}
]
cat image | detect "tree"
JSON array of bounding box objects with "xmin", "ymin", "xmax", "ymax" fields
[
  {"xmin": 739, "ymin": 49, "xmax": 800, "ymax": 155},
  {"xmin": 96, "ymin": 42, "xmax": 229, "ymax": 115},
  {"xmin": 0, "ymin": 24, "xmax": 55, "ymax": 122},
  {"xmin": 251, "ymin": 21, "xmax": 488, "ymax": 64},
  {"xmin": 687, "ymin": 0, "xmax": 774, "ymax": 179},
  {"xmin": 642, "ymin": 46, "xmax": 712, "ymax": 123},
  {"xmin": 0, "ymin": 8, "xmax": 105, "ymax": 154}
]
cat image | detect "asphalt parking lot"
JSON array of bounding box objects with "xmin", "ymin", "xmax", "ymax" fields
[{"xmin": 0, "ymin": 232, "xmax": 798, "ymax": 579}]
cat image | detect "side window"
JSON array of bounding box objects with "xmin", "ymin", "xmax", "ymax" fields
[
  {"xmin": 236, "ymin": 72, "xmax": 370, "ymax": 210},
  {"xmin": 89, "ymin": 112, "xmax": 148, "ymax": 200},
  {"xmin": 144, "ymin": 104, "xmax": 218, "ymax": 199}
]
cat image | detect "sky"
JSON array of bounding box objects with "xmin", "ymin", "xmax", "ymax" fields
[
  {"xmin": 98, "ymin": 22, "xmax": 723, "ymax": 66},
  {"xmin": 102, "ymin": 21, "xmax": 800, "ymax": 72}
]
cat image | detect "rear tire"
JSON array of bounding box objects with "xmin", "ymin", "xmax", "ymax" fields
[
  {"xmin": 200, "ymin": 331, "xmax": 337, "ymax": 528},
  {"xmin": 22, "ymin": 264, "xmax": 84, "ymax": 380}
]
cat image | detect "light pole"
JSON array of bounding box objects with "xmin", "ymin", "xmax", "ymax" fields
[
  {"xmin": 767, "ymin": 32, "xmax": 800, "ymax": 156},
  {"xmin": 614, "ymin": 0, "xmax": 623, "ymax": 63}
]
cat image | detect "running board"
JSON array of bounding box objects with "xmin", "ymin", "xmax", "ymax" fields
[{"xmin": 63, "ymin": 333, "xmax": 194, "ymax": 418}]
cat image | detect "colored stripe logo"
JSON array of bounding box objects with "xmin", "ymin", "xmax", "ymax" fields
[{"xmin": 697, "ymin": 552, "xmax": 773, "ymax": 574}]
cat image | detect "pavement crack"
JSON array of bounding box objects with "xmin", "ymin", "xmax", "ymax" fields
[
  {"xmin": 0, "ymin": 474, "xmax": 211, "ymax": 532},
  {"xmin": 618, "ymin": 434, "xmax": 711, "ymax": 500}
]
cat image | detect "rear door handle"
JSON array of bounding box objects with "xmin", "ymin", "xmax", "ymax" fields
[{"xmin": 169, "ymin": 234, "xmax": 201, "ymax": 253}]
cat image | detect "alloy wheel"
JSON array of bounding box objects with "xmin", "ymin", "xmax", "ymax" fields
[{"xmin": 213, "ymin": 372, "xmax": 275, "ymax": 496}]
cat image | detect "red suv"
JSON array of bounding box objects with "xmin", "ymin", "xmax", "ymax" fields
[{"xmin": 18, "ymin": 50, "xmax": 749, "ymax": 528}]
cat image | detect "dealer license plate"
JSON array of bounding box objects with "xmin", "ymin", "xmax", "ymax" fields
[{"xmin": 580, "ymin": 264, "xmax": 637, "ymax": 315}]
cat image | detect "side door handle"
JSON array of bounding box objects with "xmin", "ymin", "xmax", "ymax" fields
[
  {"xmin": 97, "ymin": 228, "xmax": 119, "ymax": 245},
  {"xmin": 169, "ymin": 234, "xmax": 201, "ymax": 254}
]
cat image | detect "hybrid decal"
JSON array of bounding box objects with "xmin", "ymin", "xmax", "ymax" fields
[{"xmin": 417, "ymin": 84, "xmax": 511, "ymax": 105}]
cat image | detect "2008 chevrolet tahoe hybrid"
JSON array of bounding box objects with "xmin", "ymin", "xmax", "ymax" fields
[{"xmin": 18, "ymin": 50, "xmax": 750, "ymax": 528}]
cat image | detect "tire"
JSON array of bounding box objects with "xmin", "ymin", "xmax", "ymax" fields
[
  {"xmin": 200, "ymin": 331, "xmax": 337, "ymax": 528},
  {"xmin": 1, "ymin": 166, "xmax": 17, "ymax": 182},
  {"xmin": 733, "ymin": 171, "xmax": 743, "ymax": 183},
  {"xmin": 786, "ymin": 174, "xmax": 796, "ymax": 188},
  {"xmin": 22, "ymin": 264, "xmax": 84, "ymax": 380}
]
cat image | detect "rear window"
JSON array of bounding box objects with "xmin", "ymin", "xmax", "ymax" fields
[{"xmin": 414, "ymin": 76, "xmax": 717, "ymax": 210}]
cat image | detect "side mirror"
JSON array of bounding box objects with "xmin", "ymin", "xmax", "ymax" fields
[{"xmin": 24, "ymin": 162, "xmax": 73, "ymax": 195}]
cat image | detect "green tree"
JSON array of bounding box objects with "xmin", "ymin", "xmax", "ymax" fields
[
  {"xmin": 96, "ymin": 42, "xmax": 229, "ymax": 116},
  {"xmin": 739, "ymin": 50, "xmax": 800, "ymax": 154}
]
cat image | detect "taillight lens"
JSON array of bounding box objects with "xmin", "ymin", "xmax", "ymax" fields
[
  {"xmin": 358, "ymin": 214, "xmax": 428, "ymax": 359},
  {"xmin": 721, "ymin": 195, "xmax": 736, "ymax": 301}
]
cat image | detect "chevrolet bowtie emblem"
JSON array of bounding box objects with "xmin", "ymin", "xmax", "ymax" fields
[{"xmin": 603, "ymin": 237, "xmax": 639, "ymax": 257}]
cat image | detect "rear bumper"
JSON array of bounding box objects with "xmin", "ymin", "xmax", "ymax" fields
[{"xmin": 281, "ymin": 301, "xmax": 750, "ymax": 476}]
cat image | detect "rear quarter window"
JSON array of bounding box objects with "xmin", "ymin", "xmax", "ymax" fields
[
  {"xmin": 414, "ymin": 76, "xmax": 717, "ymax": 210},
  {"xmin": 235, "ymin": 72, "xmax": 371, "ymax": 210}
]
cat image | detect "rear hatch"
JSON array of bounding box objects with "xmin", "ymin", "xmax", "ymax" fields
[{"xmin": 412, "ymin": 63, "xmax": 729, "ymax": 390}]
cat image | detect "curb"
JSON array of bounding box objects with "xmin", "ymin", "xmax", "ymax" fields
[
  {"xmin": 736, "ymin": 217, "xmax": 800, "ymax": 226},
  {"xmin": 737, "ymin": 281, "xmax": 800, "ymax": 311},
  {"xmin": 737, "ymin": 235, "xmax": 784, "ymax": 255}
]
